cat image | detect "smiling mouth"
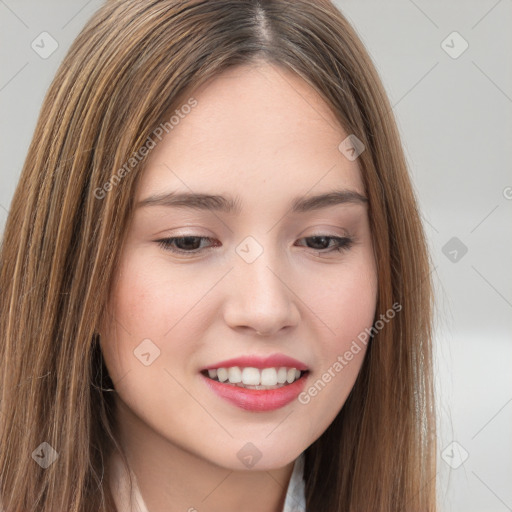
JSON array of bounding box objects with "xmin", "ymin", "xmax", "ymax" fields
[{"xmin": 201, "ymin": 366, "xmax": 309, "ymax": 390}]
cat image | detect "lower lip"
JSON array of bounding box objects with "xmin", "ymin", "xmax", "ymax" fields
[{"xmin": 201, "ymin": 373, "xmax": 308, "ymax": 412}]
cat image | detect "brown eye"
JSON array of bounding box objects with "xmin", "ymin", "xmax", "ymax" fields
[
  {"xmin": 156, "ymin": 236, "xmax": 217, "ymax": 254},
  {"xmin": 295, "ymin": 236, "xmax": 354, "ymax": 253}
]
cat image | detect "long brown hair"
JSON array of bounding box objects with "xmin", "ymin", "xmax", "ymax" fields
[{"xmin": 0, "ymin": 1, "xmax": 436, "ymax": 510}]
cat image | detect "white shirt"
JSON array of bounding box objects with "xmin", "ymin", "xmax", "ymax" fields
[{"xmin": 110, "ymin": 451, "xmax": 306, "ymax": 512}]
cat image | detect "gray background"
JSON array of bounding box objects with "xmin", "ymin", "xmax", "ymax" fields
[{"xmin": 1, "ymin": 1, "xmax": 511, "ymax": 510}]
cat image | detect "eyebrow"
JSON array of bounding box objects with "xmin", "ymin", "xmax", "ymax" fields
[{"xmin": 136, "ymin": 188, "xmax": 368, "ymax": 214}]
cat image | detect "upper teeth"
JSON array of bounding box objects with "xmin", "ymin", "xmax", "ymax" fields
[{"xmin": 207, "ymin": 367, "xmax": 302, "ymax": 386}]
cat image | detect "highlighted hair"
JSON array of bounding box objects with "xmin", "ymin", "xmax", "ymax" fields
[{"xmin": 0, "ymin": 1, "xmax": 436, "ymax": 510}]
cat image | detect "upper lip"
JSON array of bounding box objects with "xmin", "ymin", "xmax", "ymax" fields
[{"xmin": 201, "ymin": 354, "xmax": 309, "ymax": 371}]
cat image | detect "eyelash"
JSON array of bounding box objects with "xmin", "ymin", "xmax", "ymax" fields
[{"xmin": 155, "ymin": 235, "xmax": 355, "ymax": 256}]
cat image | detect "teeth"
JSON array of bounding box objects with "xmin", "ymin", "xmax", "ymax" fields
[
  {"xmin": 228, "ymin": 367, "xmax": 242, "ymax": 383},
  {"xmin": 276, "ymin": 367, "xmax": 288, "ymax": 384},
  {"xmin": 205, "ymin": 366, "xmax": 305, "ymax": 388},
  {"xmin": 260, "ymin": 368, "xmax": 277, "ymax": 386},
  {"xmin": 242, "ymin": 367, "xmax": 260, "ymax": 385},
  {"xmin": 217, "ymin": 368, "xmax": 228, "ymax": 382}
]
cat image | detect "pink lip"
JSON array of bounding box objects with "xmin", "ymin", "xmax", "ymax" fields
[
  {"xmin": 201, "ymin": 354, "xmax": 308, "ymax": 371},
  {"xmin": 201, "ymin": 372, "xmax": 308, "ymax": 412}
]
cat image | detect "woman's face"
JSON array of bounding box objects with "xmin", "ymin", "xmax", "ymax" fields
[{"xmin": 100, "ymin": 61, "xmax": 378, "ymax": 470}]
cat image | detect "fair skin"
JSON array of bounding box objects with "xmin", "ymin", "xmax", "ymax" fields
[{"xmin": 100, "ymin": 60, "xmax": 378, "ymax": 512}]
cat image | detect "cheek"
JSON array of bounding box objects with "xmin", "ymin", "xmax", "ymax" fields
[
  {"xmin": 99, "ymin": 250, "xmax": 224, "ymax": 386},
  {"xmin": 107, "ymin": 251, "xmax": 217, "ymax": 340},
  {"xmin": 296, "ymin": 255, "xmax": 377, "ymax": 439},
  {"xmin": 307, "ymin": 251, "xmax": 378, "ymax": 347},
  {"xmin": 98, "ymin": 254, "xmax": 208, "ymax": 424}
]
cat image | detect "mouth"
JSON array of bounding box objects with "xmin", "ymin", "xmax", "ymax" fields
[
  {"xmin": 200, "ymin": 366, "xmax": 309, "ymax": 390},
  {"xmin": 199, "ymin": 356, "xmax": 310, "ymax": 412}
]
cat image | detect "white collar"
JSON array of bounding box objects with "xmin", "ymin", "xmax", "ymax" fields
[
  {"xmin": 282, "ymin": 452, "xmax": 306, "ymax": 511},
  {"xmin": 110, "ymin": 451, "xmax": 306, "ymax": 511}
]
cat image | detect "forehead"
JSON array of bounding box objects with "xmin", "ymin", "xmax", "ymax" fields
[{"xmin": 137, "ymin": 61, "xmax": 365, "ymax": 203}]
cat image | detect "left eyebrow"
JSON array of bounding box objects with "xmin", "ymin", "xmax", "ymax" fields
[
  {"xmin": 291, "ymin": 189, "xmax": 368, "ymax": 213},
  {"xmin": 136, "ymin": 188, "xmax": 368, "ymax": 214}
]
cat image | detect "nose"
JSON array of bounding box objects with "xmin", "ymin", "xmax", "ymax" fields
[{"xmin": 222, "ymin": 246, "xmax": 300, "ymax": 337}]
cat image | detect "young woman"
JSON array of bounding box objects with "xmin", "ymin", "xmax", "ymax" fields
[{"xmin": 0, "ymin": 1, "xmax": 437, "ymax": 511}]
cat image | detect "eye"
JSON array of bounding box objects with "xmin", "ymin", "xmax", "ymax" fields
[
  {"xmin": 155, "ymin": 235, "xmax": 354, "ymax": 256},
  {"xmin": 156, "ymin": 236, "xmax": 218, "ymax": 254},
  {"xmin": 294, "ymin": 235, "xmax": 354, "ymax": 253}
]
